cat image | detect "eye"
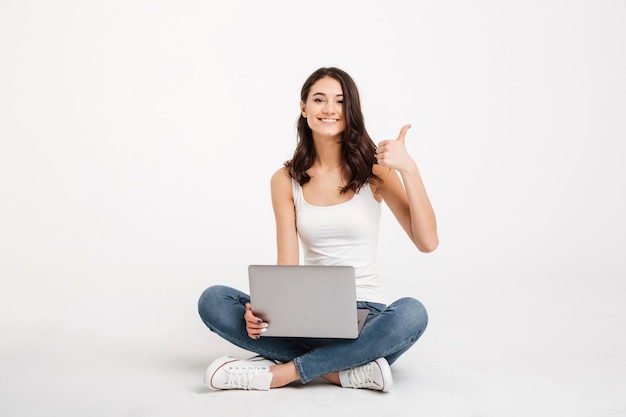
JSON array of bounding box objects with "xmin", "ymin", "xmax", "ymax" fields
[{"xmin": 313, "ymin": 98, "xmax": 325, "ymax": 103}]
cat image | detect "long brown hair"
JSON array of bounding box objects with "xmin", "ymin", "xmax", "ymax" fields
[{"xmin": 284, "ymin": 67, "xmax": 380, "ymax": 193}]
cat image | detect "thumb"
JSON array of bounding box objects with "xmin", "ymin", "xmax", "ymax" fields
[{"xmin": 397, "ymin": 124, "xmax": 412, "ymax": 142}]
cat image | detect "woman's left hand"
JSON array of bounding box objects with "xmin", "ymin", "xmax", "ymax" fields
[{"xmin": 375, "ymin": 124, "xmax": 416, "ymax": 172}]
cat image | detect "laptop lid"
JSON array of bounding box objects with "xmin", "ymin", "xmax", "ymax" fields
[{"xmin": 248, "ymin": 265, "xmax": 368, "ymax": 339}]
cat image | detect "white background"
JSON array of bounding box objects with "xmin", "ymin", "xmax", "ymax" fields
[{"xmin": 1, "ymin": 1, "xmax": 625, "ymax": 416}]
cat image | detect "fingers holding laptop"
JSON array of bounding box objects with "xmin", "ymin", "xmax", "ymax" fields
[{"xmin": 245, "ymin": 302, "xmax": 269, "ymax": 339}]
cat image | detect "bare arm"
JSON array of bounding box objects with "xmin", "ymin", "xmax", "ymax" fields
[
  {"xmin": 374, "ymin": 124, "xmax": 439, "ymax": 253},
  {"xmin": 270, "ymin": 167, "xmax": 299, "ymax": 264},
  {"xmin": 243, "ymin": 168, "xmax": 299, "ymax": 339}
]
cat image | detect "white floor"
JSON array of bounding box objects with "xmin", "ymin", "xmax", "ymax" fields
[{"xmin": 2, "ymin": 270, "xmax": 625, "ymax": 417}]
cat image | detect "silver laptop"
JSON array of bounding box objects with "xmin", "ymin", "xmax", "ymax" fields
[{"xmin": 248, "ymin": 265, "xmax": 369, "ymax": 339}]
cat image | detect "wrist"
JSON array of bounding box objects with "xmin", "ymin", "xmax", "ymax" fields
[{"xmin": 397, "ymin": 159, "xmax": 419, "ymax": 176}]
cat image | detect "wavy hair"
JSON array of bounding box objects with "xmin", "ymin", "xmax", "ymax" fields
[{"xmin": 284, "ymin": 67, "xmax": 379, "ymax": 193}]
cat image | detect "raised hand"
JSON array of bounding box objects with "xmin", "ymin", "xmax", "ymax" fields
[{"xmin": 375, "ymin": 124, "xmax": 416, "ymax": 172}]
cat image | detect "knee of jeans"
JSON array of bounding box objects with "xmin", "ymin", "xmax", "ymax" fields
[
  {"xmin": 197, "ymin": 285, "xmax": 229, "ymax": 325},
  {"xmin": 399, "ymin": 297, "xmax": 429, "ymax": 336}
]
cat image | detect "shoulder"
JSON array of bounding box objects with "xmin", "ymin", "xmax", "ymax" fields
[
  {"xmin": 271, "ymin": 166, "xmax": 293, "ymax": 196},
  {"xmin": 372, "ymin": 163, "xmax": 392, "ymax": 179},
  {"xmin": 370, "ymin": 164, "xmax": 396, "ymax": 195},
  {"xmin": 271, "ymin": 166, "xmax": 291, "ymax": 185}
]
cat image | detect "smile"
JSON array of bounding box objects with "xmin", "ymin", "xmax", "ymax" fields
[{"xmin": 319, "ymin": 118, "xmax": 339, "ymax": 123}]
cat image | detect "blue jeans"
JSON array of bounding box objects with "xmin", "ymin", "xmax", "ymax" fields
[{"xmin": 198, "ymin": 285, "xmax": 428, "ymax": 384}]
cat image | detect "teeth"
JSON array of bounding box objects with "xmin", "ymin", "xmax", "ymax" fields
[{"xmin": 321, "ymin": 119, "xmax": 337, "ymax": 122}]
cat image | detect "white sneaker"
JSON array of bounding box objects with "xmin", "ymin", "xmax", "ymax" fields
[
  {"xmin": 338, "ymin": 357, "xmax": 393, "ymax": 392},
  {"xmin": 204, "ymin": 356, "xmax": 276, "ymax": 391}
]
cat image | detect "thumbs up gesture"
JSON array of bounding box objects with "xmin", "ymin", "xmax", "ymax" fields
[{"xmin": 375, "ymin": 124, "xmax": 415, "ymax": 172}]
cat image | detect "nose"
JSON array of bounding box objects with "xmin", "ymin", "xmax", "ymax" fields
[{"xmin": 323, "ymin": 101, "xmax": 336, "ymax": 114}]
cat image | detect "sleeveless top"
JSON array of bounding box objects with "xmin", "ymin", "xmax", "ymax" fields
[{"xmin": 292, "ymin": 179, "xmax": 385, "ymax": 303}]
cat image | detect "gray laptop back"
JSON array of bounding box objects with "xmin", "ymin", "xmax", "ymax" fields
[{"xmin": 248, "ymin": 265, "xmax": 368, "ymax": 339}]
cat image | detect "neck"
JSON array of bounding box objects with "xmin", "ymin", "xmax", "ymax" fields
[{"xmin": 312, "ymin": 134, "xmax": 343, "ymax": 169}]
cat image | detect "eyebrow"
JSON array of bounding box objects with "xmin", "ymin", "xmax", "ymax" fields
[{"xmin": 312, "ymin": 92, "xmax": 344, "ymax": 97}]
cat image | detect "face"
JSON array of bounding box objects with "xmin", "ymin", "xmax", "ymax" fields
[{"xmin": 300, "ymin": 76, "xmax": 345, "ymax": 139}]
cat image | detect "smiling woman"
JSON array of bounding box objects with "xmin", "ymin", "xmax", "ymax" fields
[
  {"xmin": 287, "ymin": 68, "xmax": 380, "ymax": 200},
  {"xmin": 197, "ymin": 66, "xmax": 438, "ymax": 392},
  {"xmin": 301, "ymin": 77, "xmax": 345, "ymax": 136}
]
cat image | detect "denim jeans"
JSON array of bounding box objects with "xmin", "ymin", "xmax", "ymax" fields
[{"xmin": 198, "ymin": 285, "xmax": 428, "ymax": 384}]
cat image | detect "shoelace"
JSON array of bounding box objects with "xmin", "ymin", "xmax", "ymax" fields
[
  {"xmin": 347, "ymin": 362, "xmax": 381, "ymax": 389},
  {"xmin": 224, "ymin": 365, "xmax": 268, "ymax": 390}
]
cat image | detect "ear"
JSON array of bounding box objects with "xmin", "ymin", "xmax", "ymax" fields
[{"xmin": 300, "ymin": 100, "xmax": 307, "ymax": 118}]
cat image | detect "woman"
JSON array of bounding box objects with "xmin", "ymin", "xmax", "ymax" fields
[{"xmin": 198, "ymin": 67, "xmax": 438, "ymax": 392}]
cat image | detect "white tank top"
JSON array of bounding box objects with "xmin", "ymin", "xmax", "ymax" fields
[{"xmin": 292, "ymin": 179, "xmax": 385, "ymax": 303}]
